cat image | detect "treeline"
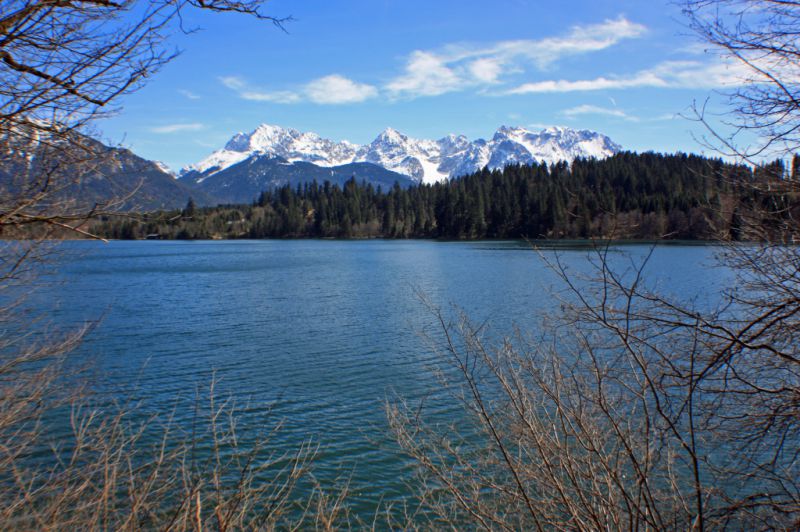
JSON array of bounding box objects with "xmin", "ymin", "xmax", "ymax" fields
[{"xmin": 93, "ymin": 152, "xmax": 800, "ymax": 241}]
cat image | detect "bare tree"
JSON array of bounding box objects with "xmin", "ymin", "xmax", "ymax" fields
[{"xmin": 682, "ymin": 0, "xmax": 800, "ymax": 162}]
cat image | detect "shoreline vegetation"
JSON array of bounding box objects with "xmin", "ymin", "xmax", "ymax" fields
[{"xmin": 71, "ymin": 152, "xmax": 800, "ymax": 243}]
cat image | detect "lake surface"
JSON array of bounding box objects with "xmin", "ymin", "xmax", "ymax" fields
[{"xmin": 27, "ymin": 240, "xmax": 731, "ymax": 518}]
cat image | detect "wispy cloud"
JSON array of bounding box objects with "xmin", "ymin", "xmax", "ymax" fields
[
  {"xmin": 386, "ymin": 16, "xmax": 647, "ymax": 99},
  {"xmin": 240, "ymin": 89, "xmax": 302, "ymax": 104},
  {"xmin": 178, "ymin": 89, "xmax": 201, "ymax": 100},
  {"xmin": 509, "ymin": 74, "xmax": 659, "ymax": 94},
  {"xmin": 463, "ymin": 15, "xmax": 646, "ymax": 68},
  {"xmin": 151, "ymin": 123, "xmax": 205, "ymax": 134},
  {"xmin": 561, "ymin": 104, "xmax": 639, "ymax": 122},
  {"xmin": 385, "ymin": 51, "xmax": 462, "ymax": 97},
  {"xmin": 305, "ymin": 75, "xmax": 378, "ymax": 104},
  {"xmin": 219, "ymin": 16, "xmax": 647, "ymax": 104},
  {"xmin": 219, "ymin": 76, "xmax": 246, "ymax": 91},
  {"xmin": 469, "ymin": 57, "xmax": 505, "ymax": 84},
  {"xmin": 217, "ymin": 16, "xmax": 746, "ymax": 106},
  {"xmin": 506, "ymin": 59, "xmax": 747, "ymax": 94},
  {"xmin": 220, "ymin": 74, "xmax": 377, "ymax": 105}
]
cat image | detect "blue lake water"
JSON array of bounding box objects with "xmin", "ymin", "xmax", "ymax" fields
[{"xmin": 26, "ymin": 239, "xmax": 731, "ymax": 517}]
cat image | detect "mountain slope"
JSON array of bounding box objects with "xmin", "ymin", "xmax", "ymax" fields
[
  {"xmin": 0, "ymin": 128, "xmax": 212, "ymax": 212},
  {"xmin": 183, "ymin": 124, "xmax": 622, "ymax": 185},
  {"xmin": 180, "ymin": 155, "xmax": 414, "ymax": 204}
]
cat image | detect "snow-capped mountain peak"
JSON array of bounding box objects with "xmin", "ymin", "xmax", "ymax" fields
[
  {"xmin": 376, "ymin": 127, "xmax": 406, "ymax": 142},
  {"xmin": 494, "ymin": 125, "xmax": 527, "ymax": 137},
  {"xmin": 154, "ymin": 161, "xmax": 175, "ymax": 177},
  {"xmin": 183, "ymin": 123, "xmax": 359, "ymax": 181},
  {"xmin": 181, "ymin": 123, "xmax": 621, "ymax": 185},
  {"xmin": 224, "ymin": 123, "xmax": 295, "ymax": 153}
]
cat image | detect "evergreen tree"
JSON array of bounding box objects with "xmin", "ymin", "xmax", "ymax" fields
[{"xmin": 92, "ymin": 152, "xmax": 797, "ymax": 242}]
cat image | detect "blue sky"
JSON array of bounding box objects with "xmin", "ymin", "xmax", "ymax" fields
[{"xmin": 98, "ymin": 0, "xmax": 746, "ymax": 171}]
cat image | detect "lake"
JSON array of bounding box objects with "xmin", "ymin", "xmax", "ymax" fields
[{"xmin": 24, "ymin": 239, "xmax": 730, "ymax": 519}]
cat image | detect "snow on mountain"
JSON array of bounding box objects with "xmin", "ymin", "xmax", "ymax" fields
[
  {"xmin": 181, "ymin": 123, "xmax": 621, "ymax": 185},
  {"xmin": 183, "ymin": 124, "xmax": 359, "ymax": 182},
  {"xmin": 154, "ymin": 161, "xmax": 175, "ymax": 177},
  {"xmin": 354, "ymin": 128, "xmax": 449, "ymax": 183}
]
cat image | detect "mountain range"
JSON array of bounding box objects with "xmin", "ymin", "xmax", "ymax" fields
[
  {"xmin": 1, "ymin": 123, "xmax": 623, "ymax": 211},
  {"xmin": 180, "ymin": 124, "xmax": 621, "ymax": 187}
]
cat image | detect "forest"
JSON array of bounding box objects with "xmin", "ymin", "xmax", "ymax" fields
[{"xmin": 94, "ymin": 151, "xmax": 800, "ymax": 241}]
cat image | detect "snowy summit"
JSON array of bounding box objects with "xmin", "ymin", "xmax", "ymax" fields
[{"xmin": 181, "ymin": 124, "xmax": 622, "ymax": 185}]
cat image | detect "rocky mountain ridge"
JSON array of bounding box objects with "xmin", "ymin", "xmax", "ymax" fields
[{"xmin": 181, "ymin": 124, "xmax": 622, "ymax": 185}]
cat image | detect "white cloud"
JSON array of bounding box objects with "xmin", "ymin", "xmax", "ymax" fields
[
  {"xmin": 221, "ymin": 16, "xmax": 753, "ymax": 105},
  {"xmin": 561, "ymin": 104, "xmax": 639, "ymax": 122},
  {"xmin": 219, "ymin": 76, "xmax": 246, "ymax": 90},
  {"xmin": 508, "ymin": 73, "xmax": 662, "ymax": 94},
  {"xmin": 178, "ymin": 89, "xmax": 200, "ymax": 100},
  {"xmin": 304, "ymin": 75, "xmax": 378, "ymax": 104},
  {"xmin": 650, "ymin": 60, "xmax": 748, "ymax": 88},
  {"xmin": 240, "ymin": 90, "xmax": 302, "ymax": 104},
  {"xmin": 488, "ymin": 16, "xmax": 647, "ymax": 68},
  {"xmin": 386, "ymin": 16, "xmax": 646, "ymax": 99},
  {"xmin": 386, "ymin": 51, "xmax": 462, "ymax": 97},
  {"xmin": 469, "ymin": 58, "xmax": 504, "ymax": 84},
  {"xmin": 151, "ymin": 123, "xmax": 205, "ymax": 134},
  {"xmin": 506, "ymin": 59, "xmax": 748, "ymax": 95},
  {"xmin": 220, "ymin": 74, "xmax": 376, "ymax": 105}
]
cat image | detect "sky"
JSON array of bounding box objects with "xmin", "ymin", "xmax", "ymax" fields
[{"xmin": 97, "ymin": 0, "xmax": 748, "ymax": 171}]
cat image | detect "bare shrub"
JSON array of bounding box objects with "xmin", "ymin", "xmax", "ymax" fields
[
  {"xmin": 0, "ymin": 364, "xmax": 354, "ymax": 530},
  {"xmin": 389, "ymin": 243, "xmax": 800, "ymax": 530}
]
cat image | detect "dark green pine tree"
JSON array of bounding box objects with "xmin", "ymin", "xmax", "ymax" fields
[{"xmin": 182, "ymin": 198, "xmax": 196, "ymax": 217}]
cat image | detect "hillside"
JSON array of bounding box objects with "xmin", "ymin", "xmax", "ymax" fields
[{"xmin": 94, "ymin": 152, "xmax": 796, "ymax": 241}]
